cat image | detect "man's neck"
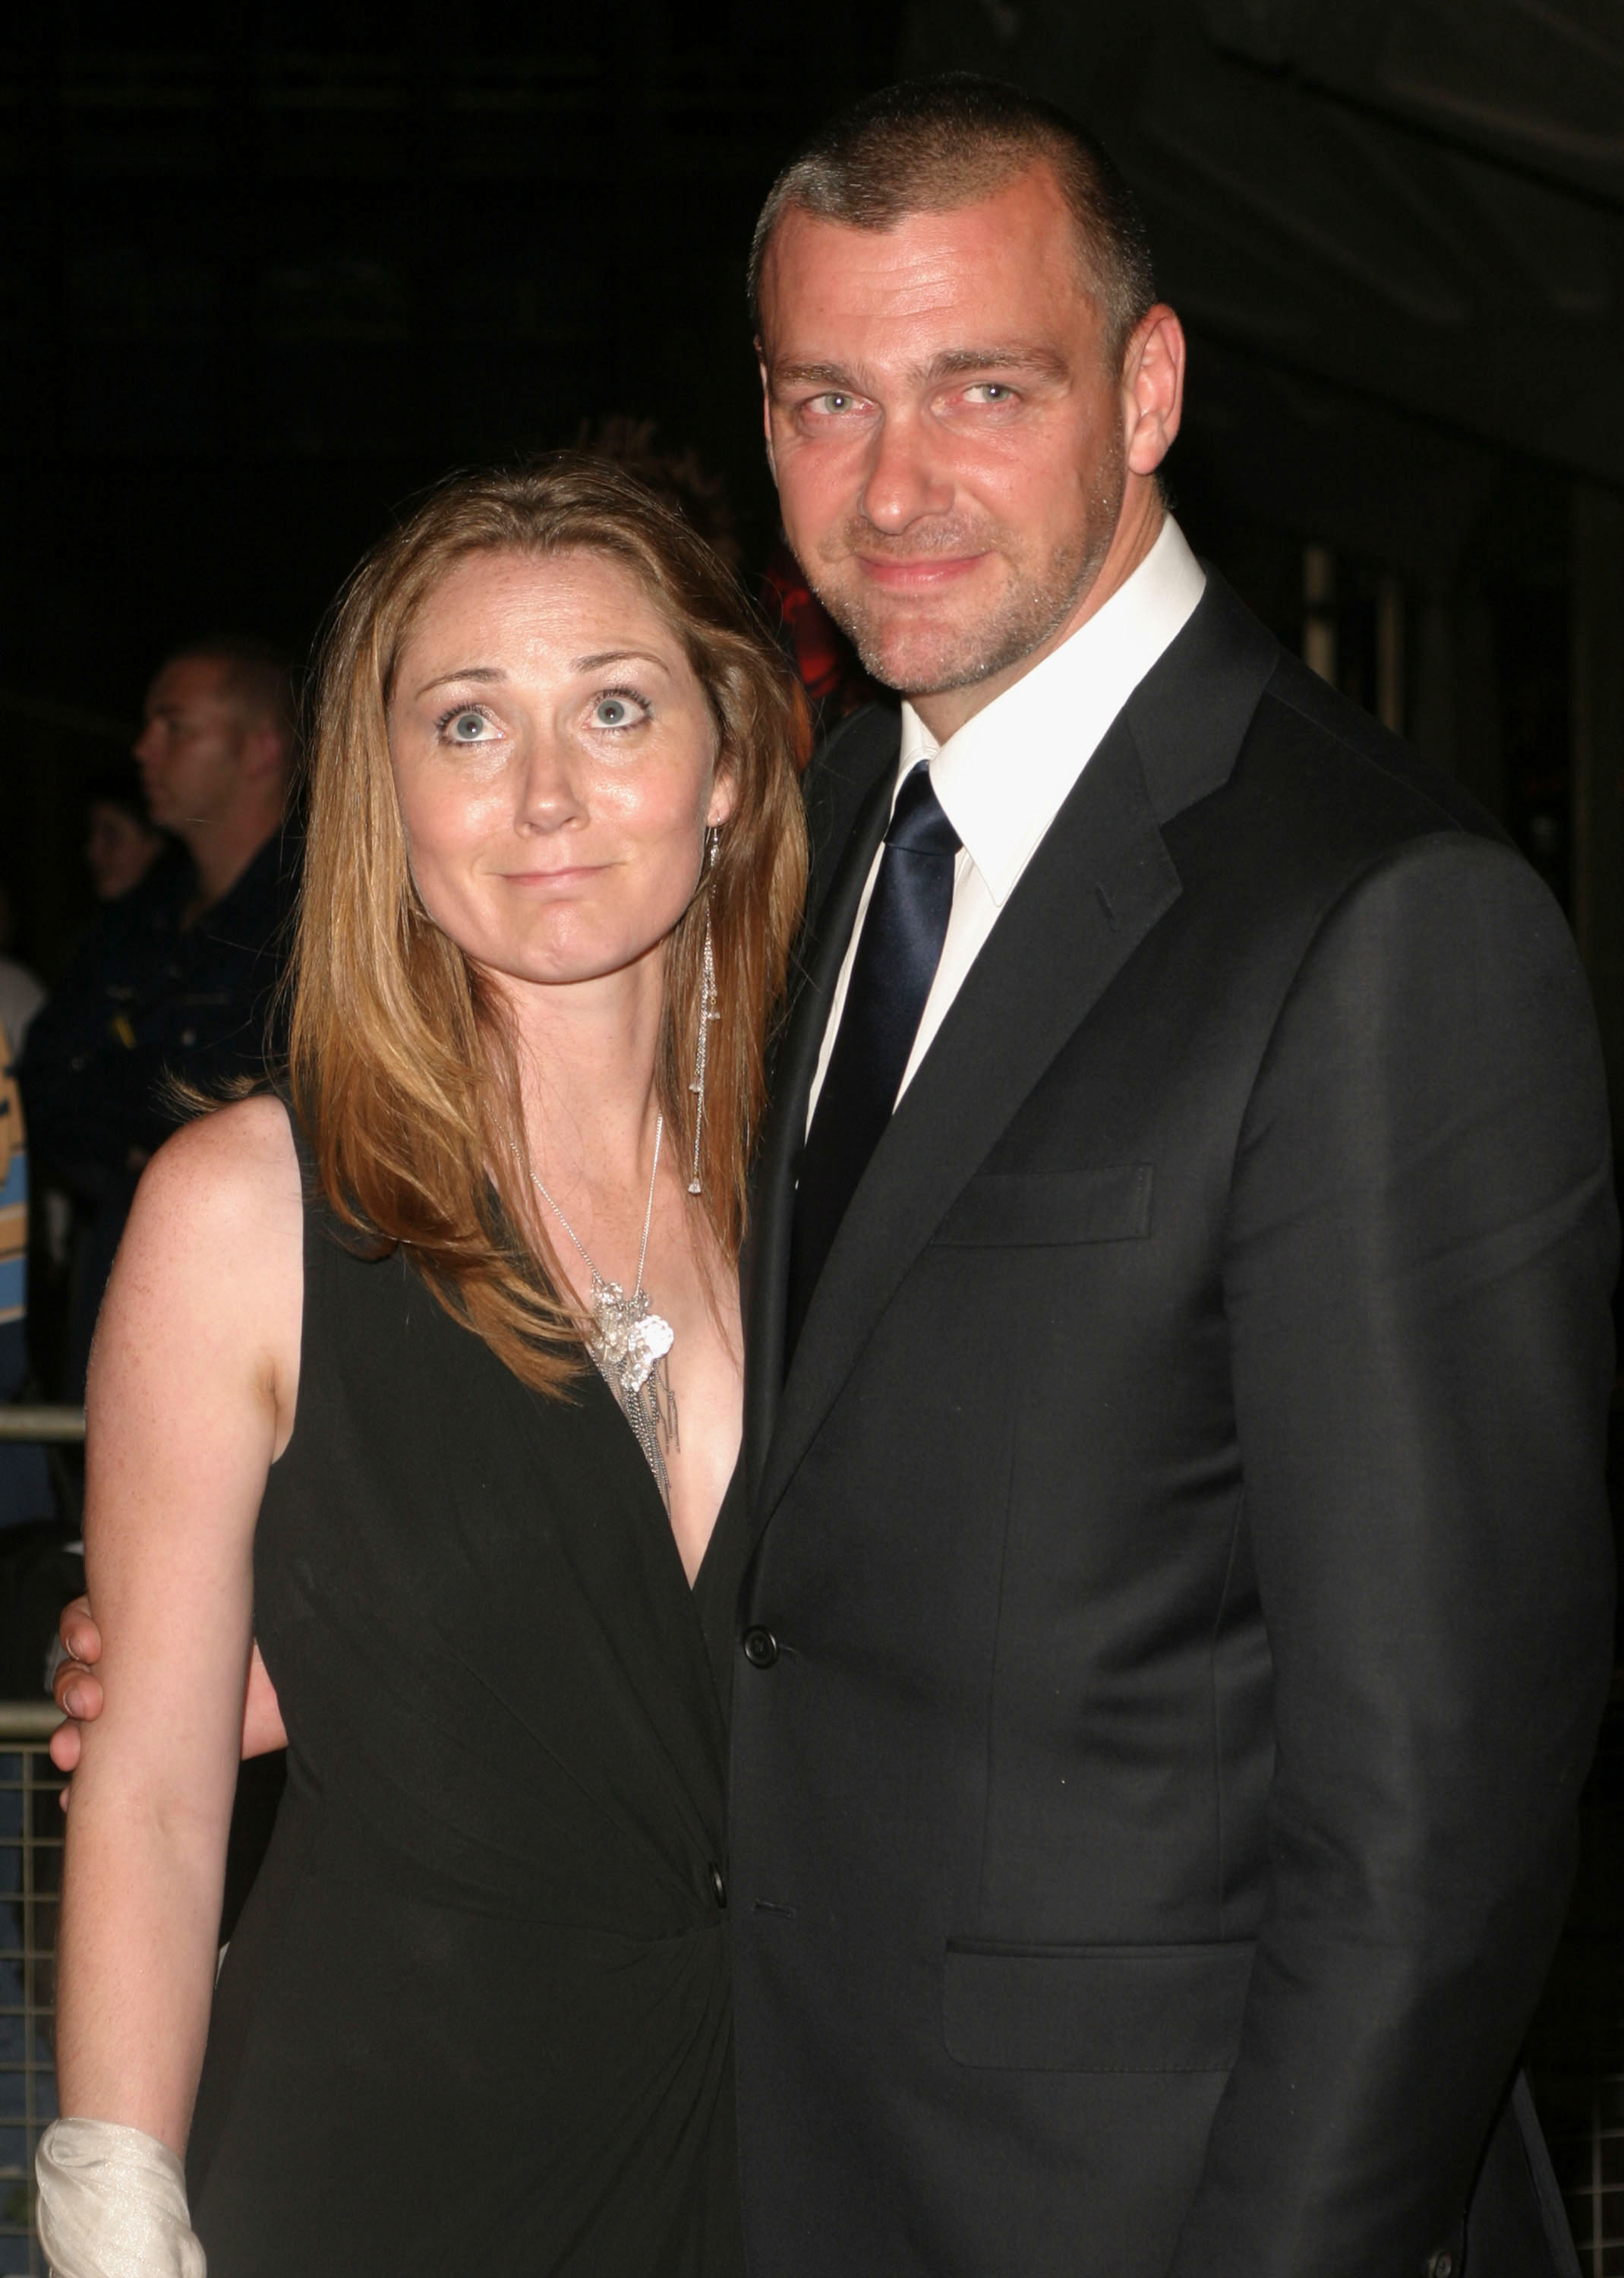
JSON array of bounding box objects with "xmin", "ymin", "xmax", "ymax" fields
[
  {"xmin": 910, "ymin": 487, "xmax": 1165, "ymax": 746},
  {"xmin": 181, "ymin": 806, "xmax": 283, "ymax": 918}
]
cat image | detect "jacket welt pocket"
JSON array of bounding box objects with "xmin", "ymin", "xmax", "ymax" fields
[
  {"xmin": 932, "ymin": 1165, "xmax": 1153, "ymax": 1248},
  {"xmin": 943, "ymin": 1939, "xmax": 1253, "ymax": 2072}
]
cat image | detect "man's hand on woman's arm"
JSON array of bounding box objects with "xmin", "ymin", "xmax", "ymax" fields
[{"xmin": 50, "ymin": 1598, "xmax": 287, "ymax": 1785}]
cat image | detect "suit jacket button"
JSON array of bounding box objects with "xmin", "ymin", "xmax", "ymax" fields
[
  {"xmin": 708, "ymin": 1863, "xmax": 727, "ymax": 1907},
  {"xmin": 742, "ymin": 1626, "xmax": 779, "ymax": 1668}
]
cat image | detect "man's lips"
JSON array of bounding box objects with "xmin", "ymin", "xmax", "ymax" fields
[{"xmin": 855, "ymin": 552, "xmax": 990, "ymax": 593}]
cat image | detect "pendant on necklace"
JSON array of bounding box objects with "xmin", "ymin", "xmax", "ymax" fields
[{"xmin": 588, "ymin": 1272, "xmax": 675, "ymax": 1399}]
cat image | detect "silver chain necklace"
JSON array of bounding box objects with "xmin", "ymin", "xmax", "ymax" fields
[{"xmin": 530, "ymin": 1115, "xmax": 679, "ymax": 1499}]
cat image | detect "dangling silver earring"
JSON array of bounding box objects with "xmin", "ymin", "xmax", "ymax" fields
[{"xmin": 688, "ymin": 827, "xmax": 721, "ymax": 1196}]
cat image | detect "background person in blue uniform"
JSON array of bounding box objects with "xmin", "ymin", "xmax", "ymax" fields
[
  {"xmin": 20, "ymin": 639, "xmax": 298, "ymax": 1397},
  {"xmin": 0, "ymin": 1026, "xmax": 50, "ymax": 1531}
]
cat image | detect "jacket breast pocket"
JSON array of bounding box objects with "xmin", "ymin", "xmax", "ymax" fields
[
  {"xmin": 932, "ymin": 1165, "xmax": 1153, "ymax": 1248},
  {"xmin": 943, "ymin": 1939, "xmax": 1253, "ymax": 2072}
]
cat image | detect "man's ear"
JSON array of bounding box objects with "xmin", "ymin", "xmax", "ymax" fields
[
  {"xmin": 240, "ymin": 721, "xmax": 289, "ymax": 793},
  {"xmin": 757, "ymin": 344, "xmax": 777, "ymax": 483},
  {"xmin": 1122, "ymin": 304, "xmax": 1186, "ymax": 478}
]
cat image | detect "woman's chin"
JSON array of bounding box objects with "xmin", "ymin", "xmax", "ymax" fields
[{"xmin": 469, "ymin": 937, "xmax": 670, "ymax": 1000}]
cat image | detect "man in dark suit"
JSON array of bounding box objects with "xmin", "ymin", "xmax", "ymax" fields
[{"xmin": 727, "ymin": 74, "xmax": 1616, "ymax": 2278}]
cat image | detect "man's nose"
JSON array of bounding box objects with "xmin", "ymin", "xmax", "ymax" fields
[
  {"xmin": 131, "ymin": 722, "xmax": 160, "ymax": 765},
  {"xmin": 858, "ymin": 409, "xmax": 954, "ymax": 534}
]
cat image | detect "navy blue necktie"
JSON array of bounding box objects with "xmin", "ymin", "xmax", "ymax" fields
[{"xmin": 786, "ymin": 761, "xmax": 961, "ymax": 1360}]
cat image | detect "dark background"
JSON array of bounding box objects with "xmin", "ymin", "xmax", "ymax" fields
[
  {"xmin": 3, "ymin": 2, "xmax": 1622, "ymax": 1125},
  {"xmin": 0, "ymin": 0, "xmax": 908, "ymax": 977}
]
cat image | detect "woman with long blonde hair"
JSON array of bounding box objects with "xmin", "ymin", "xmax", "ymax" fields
[{"xmin": 40, "ymin": 459, "xmax": 809, "ymax": 2276}]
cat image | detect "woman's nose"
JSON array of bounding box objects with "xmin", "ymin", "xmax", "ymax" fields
[{"xmin": 513, "ymin": 734, "xmax": 588, "ymax": 834}]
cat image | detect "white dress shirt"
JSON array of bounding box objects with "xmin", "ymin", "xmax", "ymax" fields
[{"xmin": 807, "ymin": 515, "xmax": 1208, "ymax": 1127}]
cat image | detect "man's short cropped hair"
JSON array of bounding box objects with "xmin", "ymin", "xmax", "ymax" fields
[
  {"xmin": 166, "ymin": 636, "xmax": 298, "ymax": 752},
  {"xmin": 749, "ymin": 74, "xmax": 1158, "ymax": 371}
]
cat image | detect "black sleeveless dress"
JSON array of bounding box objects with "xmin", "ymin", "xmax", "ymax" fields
[{"xmin": 186, "ymin": 1176, "xmax": 749, "ymax": 2275}]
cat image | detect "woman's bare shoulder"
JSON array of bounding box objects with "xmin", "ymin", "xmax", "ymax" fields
[
  {"xmin": 112, "ymin": 1096, "xmax": 304, "ymax": 1324},
  {"xmin": 96, "ymin": 1098, "xmax": 304, "ymax": 1453},
  {"xmin": 132, "ymin": 1095, "xmax": 301, "ymax": 1226}
]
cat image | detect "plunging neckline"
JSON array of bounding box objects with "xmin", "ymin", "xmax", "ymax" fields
[{"xmin": 578, "ymin": 1347, "xmax": 740, "ymax": 1604}]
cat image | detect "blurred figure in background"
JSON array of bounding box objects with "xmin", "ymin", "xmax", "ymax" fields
[
  {"xmin": 0, "ymin": 1021, "xmax": 87, "ymax": 1695},
  {"xmin": 0, "ymin": 1024, "xmax": 50, "ymax": 1532},
  {"xmin": 24, "ymin": 771, "xmax": 177, "ymax": 1392},
  {"xmin": 20, "ymin": 637, "xmax": 301, "ymax": 1397},
  {"xmin": 574, "ymin": 413, "xmax": 746, "ymax": 573},
  {"xmin": 574, "ymin": 413, "xmax": 874, "ymax": 749},
  {"xmin": 84, "ymin": 762, "xmax": 170, "ymax": 904},
  {"xmin": 760, "ymin": 531, "xmax": 877, "ymax": 743},
  {"xmin": 0, "ymin": 885, "xmax": 46, "ymax": 1061}
]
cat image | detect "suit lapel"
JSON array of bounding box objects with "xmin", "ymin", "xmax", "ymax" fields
[{"xmin": 743, "ymin": 746, "xmax": 897, "ymax": 1500}]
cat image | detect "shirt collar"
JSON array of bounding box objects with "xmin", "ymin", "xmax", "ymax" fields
[{"xmin": 897, "ymin": 516, "xmax": 1207, "ymax": 907}]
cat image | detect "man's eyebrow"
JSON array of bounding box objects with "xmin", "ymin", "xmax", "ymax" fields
[
  {"xmin": 923, "ymin": 344, "xmax": 1070, "ymax": 383},
  {"xmin": 769, "ymin": 345, "xmax": 1070, "ymax": 395},
  {"xmin": 770, "ymin": 361, "xmax": 863, "ymax": 393}
]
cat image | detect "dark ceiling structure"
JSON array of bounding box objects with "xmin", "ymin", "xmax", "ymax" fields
[{"xmin": 905, "ymin": 0, "xmax": 1624, "ymax": 534}]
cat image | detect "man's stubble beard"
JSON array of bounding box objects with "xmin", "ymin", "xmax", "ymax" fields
[{"xmin": 806, "ymin": 428, "xmax": 1128, "ymax": 700}]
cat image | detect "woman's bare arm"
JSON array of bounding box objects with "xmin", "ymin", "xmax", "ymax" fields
[
  {"xmin": 50, "ymin": 1611, "xmax": 288, "ymax": 1775},
  {"xmin": 54, "ymin": 1095, "xmax": 301, "ymax": 2154}
]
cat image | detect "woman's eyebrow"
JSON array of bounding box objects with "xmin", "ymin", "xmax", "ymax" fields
[
  {"xmin": 571, "ymin": 648, "xmax": 673, "ymax": 675},
  {"xmin": 412, "ymin": 649, "xmax": 673, "ymax": 699},
  {"xmin": 413, "ymin": 665, "xmax": 505, "ymax": 698}
]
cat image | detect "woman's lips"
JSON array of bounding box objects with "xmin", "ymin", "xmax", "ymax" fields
[{"xmin": 500, "ymin": 864, "xmax": 605, "ymax": 888}]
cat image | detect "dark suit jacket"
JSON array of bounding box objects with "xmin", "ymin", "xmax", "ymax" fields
[{"xmin": 727, "ymin": 573, "xmax": 1616, "ymax": 2277}]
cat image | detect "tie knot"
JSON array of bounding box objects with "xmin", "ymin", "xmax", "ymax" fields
[{"xmin": 886, "ymin": 762, "xmax": 960, "ymax": 859}]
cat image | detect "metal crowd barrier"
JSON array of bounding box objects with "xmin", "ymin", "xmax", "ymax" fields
[
  {"xmin": 0, "ymin": 1707, "xmax": 62, "ymax": 2277},
  {"xmin": 0, "ymin": 1413, "xmax": 84, "ymax": 1445},
  {"xmin": 0, "ymin": 1406, "xmax": 80, "ymax": 2271}
]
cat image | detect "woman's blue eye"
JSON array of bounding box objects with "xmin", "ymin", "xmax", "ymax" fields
[
  {"xmin": 446, "ymin": 710, "xmax": 490, "ymax": 741},
  {"xmin": 592, "ymin": 694, "xmax": 644, "ymax": 728}
]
